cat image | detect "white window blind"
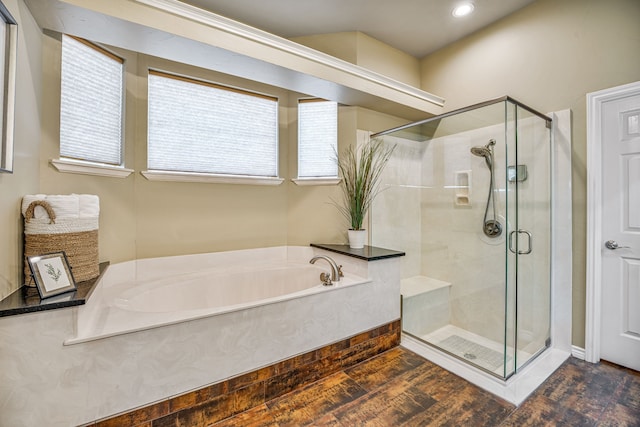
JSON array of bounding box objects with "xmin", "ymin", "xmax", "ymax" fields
[
  {"xmin": 60, "ymin": 35, "xmax": 124, "ymax": 165},
  {"xmin": 297, "ymin": 99, "xmax": 338, "ymax": 178},
  {"xmin": 147, "ymin": 71, "xmax": 279, "ymax": 177}
]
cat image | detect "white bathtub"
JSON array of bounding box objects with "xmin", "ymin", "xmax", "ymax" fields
[
  {"xmin": 67, "ymin": 246, "xmax": 370, "ymax": 344},
  {"xmin": 3, "ymin": 245, "xmax": 400, "ymax": 426}
]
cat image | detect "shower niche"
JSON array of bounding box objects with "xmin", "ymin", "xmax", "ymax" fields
[{"xmin": 371, "ymin": 96, "xmax": 552, "ymax": 380}]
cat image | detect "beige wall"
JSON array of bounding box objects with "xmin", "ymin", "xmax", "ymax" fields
[
  {"xmin": 355, "ymin": 32, "xmax": 421, "ymax": 88},
  {"xmin": 0, "ymin": 0, "xmax": 42, "ymax": 301},
  {"xmin": 419, "ymin": 0, "xmax": 640, "ymax": 347},
  {"xmin": 290, "ymin": 32, "xmax": 358, "ymax": 65},
  {"xmin": 291, "ymin": 31, "xmax": 421, "ymax": 87}
]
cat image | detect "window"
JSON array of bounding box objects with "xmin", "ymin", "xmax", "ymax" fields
[
  {"xmin": 146, "ymin": 71, "xmax": 280, "ymax": 182},
  {"xmin": 0, "ymin": 1, "xmax": 16, "ymax": 173},
  {"xmin": 296, "ymin": 99, "xmax": 338, "ymax": 182},
  {"xmin": 59, "ymin": 35, "xmax": 124, "ymax": 166}
]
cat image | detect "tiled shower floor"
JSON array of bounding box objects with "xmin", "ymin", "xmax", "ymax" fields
[{"xmin": 419, "ymin": 324, "xmax": 534, "ymax": 375}]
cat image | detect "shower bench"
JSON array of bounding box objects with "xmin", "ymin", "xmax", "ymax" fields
[{"xmin": 401, "ymin": 276, "xmax": 451, "ymax": 337}]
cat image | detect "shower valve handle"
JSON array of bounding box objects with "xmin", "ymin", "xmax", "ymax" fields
[{"xmin": 605, "ymin": 240, "xmax": 630, "ymax": 250}]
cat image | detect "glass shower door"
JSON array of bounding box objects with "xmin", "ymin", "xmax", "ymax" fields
[
  {"xmin": 513, "ymin": 105, "xmax": 552, "ymax": 370},
  {"xmin": 504, "ymin": 102, "xmax": 552, "ymax": 377},
  {"xmin": 504, "ymin": 100, "xmax": 518, "ymax": 378}
]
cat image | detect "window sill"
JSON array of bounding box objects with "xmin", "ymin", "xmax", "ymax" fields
[
  {"xmin": 291, "ymin": 177, "xmax": 342, "ymax": 186},
  {"xmin": 141, "ymin": 170, "xmax": 285, "ymax": 185},
  {"xmin": 50, "ymin": 159, "xmax": 133, "ymax": 178}
]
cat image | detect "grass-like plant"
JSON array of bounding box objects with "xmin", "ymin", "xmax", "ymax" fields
[{"xmin": 334, "ymin": 137, "xmax": 396, "ymax": 230}]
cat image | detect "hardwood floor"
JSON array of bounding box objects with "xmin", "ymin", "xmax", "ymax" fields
[{"xmin": 212, "ymin": 347, "xmax": 640, "ymax": 426}]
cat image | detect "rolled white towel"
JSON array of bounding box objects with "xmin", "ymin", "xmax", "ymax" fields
[
  {"xmin": 44, "ymin": 195, "xmax": 80, "ymax": 219},
  {"xmin": 21, "ymin": 195, "xmax": 47, "ymax": 218},
  {"xmin": 76, "ymin": 194, "xmax": 100, "ymax": 218}
]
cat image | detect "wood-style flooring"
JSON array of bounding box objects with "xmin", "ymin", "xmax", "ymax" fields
[{"xmin": 212, "ymin": 347, "xmax": 640, "ymax": 426}]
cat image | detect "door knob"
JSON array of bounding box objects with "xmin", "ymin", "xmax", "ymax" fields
[{"xmin": 605, "ymin": 240, "xmax": 630, "ymax": 250}]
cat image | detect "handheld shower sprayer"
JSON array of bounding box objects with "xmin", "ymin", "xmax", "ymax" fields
[
  {"xmin": 470, "ymin": 139, "xmax": 495, "ymax": 168},
  {"xmin": 470, "ymin": 139, "xmax": 502, "ymax": 238}
]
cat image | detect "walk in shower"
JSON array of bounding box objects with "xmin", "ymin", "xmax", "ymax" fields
[{"xmin": 371, "ymin": 96, "xmax": 552, "ymax": 380}]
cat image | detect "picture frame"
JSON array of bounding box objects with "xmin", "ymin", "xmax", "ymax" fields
[
  {"xmin": 0, "ymin": 1, "xmax": 17, "ymax": 173},
  {"xmin": 27, "ymin": 252, "xmax": 77, "ymax": 299}
]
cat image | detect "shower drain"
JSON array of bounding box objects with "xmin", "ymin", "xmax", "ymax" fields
[{"xmin": 438, "ymin": 335, "xmax": 509, "ymax": 371}]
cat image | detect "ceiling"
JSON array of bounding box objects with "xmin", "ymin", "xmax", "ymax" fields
[{"xmin": 181, "ymin": 0, "xmax": 537, "ymax": 58}]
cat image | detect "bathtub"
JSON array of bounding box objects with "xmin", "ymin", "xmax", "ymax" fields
[
  {"xmin": 3, "ymin": 245, "xmax": 400, "ymax": 426},
  {"xmin": 66, "ymin": 246, "xmax": 371, "ymax": 344}
]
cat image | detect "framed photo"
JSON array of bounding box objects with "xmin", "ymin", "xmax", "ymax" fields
[
  {"xmin": 27, "ymin": 252, "xmax": 77, "ymax": 299},
  {"xmin": 0, "ymin": 1, "xmax": 17, "ymax": 173}
]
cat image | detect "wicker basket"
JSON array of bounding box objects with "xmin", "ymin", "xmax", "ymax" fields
[{"xmin": 23, "ymin": 200, "xmax": 99, "ymax": 283}]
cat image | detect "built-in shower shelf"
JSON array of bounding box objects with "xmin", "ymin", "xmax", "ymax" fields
[{"xmin": 401, "ymin": 276, "xmax": 451, "ymax": 298}]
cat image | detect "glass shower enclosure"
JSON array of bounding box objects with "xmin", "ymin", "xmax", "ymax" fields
[{"xmin": 371, "ymin": 97, "xmax": 552, "ymax": 379}]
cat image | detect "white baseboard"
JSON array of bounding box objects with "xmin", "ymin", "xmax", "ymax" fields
[{"xmin": 571, "ymin": 345, "xmax": 586, "ymax": 360}]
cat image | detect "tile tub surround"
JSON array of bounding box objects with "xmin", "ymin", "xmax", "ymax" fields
[
  {"xmin": 0, "ymin": 246, "xmax": 402, "ymax": 426},
  {"xmin": 88, "ymin": 320, "xmax": 401, "ymax": 427}
]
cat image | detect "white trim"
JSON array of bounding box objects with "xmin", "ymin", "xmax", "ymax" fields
[
  {"xmin": 550, "ymin": 110, "xmax": 573, "ymax": 354},
  {"xmin": 585, "ymin": 80, "xmax": 640, "ymax": 364},
  {"xmin": 291, "ymin": 177, "xmax": 341, "ymax": 186},
  {"xmin": 50, "ymin": 158, "xmax": 133, "ymax": 178},
  {"xmin": 571, "ymin": 346, "xmax": 586, "ymax": 360},
  {"xmin": 141, "ymin": 170, "xmax": 285, "ymax": 185},
  {"xmin": 134, "ymin": 0, "xmax": 445, "ymax": 108}
]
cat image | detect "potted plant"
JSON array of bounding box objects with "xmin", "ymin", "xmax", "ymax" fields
[{"xmin": 334, "ymin": 137, "xmax": 395, "ymax": 249}]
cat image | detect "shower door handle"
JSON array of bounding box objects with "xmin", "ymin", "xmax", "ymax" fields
[{"xmin": 509, "ymin": 230, "xmax": 532, "ymax": 255}]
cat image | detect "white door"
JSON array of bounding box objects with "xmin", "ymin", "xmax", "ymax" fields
[{"xmin": 599, "ymin": 85, "xmax": 640, "ymax": 371}]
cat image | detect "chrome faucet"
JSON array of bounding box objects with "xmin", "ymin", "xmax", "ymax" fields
[{"xmin": 309, "ymin": 255, "xmax": 343, "ymax": 284}]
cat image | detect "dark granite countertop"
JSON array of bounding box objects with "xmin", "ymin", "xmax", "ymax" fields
[
  {"xmin": 310, "ymin": 243, "xmax": 405, "ymax": 261},
  {"xmin": 0, "ymin": 262, "xmax": 108, "ymax": 318}
]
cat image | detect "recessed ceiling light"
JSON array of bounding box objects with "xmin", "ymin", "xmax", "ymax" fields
[{"xmin": 452, "ymin": 3, "xmax": 475, "ymax": 18}]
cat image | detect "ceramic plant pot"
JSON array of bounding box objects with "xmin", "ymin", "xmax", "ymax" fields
[{"xmin": 348, "ymin": 229, "xmax": 367, "ymax": 249}]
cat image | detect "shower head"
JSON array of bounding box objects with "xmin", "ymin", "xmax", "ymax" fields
[
  {"xmin": 470, "ymin": 146, "xmax": 491, "ymax": 158},
  {"xmin": 470, "ymin": 139, "xmax": 496, "ymax": 167}
]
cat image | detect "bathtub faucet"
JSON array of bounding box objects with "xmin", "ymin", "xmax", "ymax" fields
[{"xmin": 309, "ymin": 255, "xmax": 343, "ymax": 285}]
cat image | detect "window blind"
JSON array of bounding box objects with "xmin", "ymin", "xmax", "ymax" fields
[
  {"xmin": 147, "ymin": 71, "xmax": 279, "ymax": 177},
  {"xmin": 60, "ymin": 35, "xmax": 123, "ymax": 165},
  {"xmin": 297, "ymin": 99, "xmax": 338, "ymax": 178}
]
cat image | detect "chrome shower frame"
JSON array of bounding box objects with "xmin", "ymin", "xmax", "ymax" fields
[{"xmin": 371, "ymin": 96, "xmax": 552, "ymax": 139}]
